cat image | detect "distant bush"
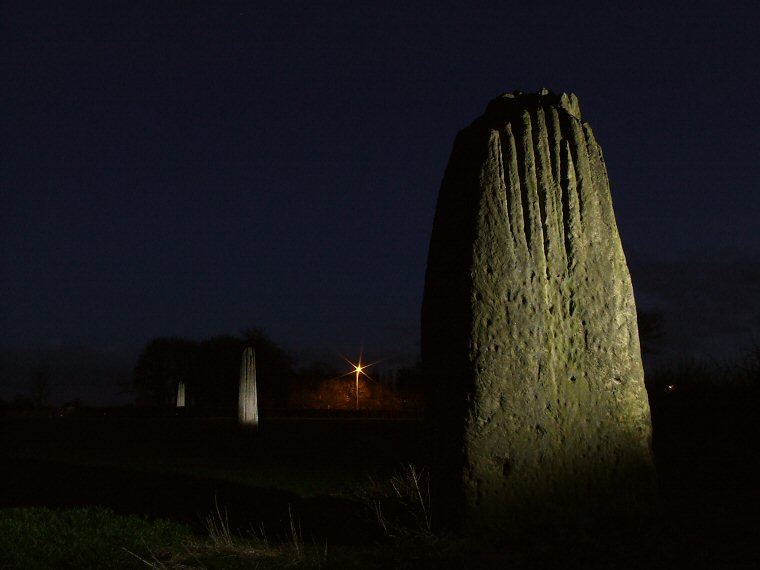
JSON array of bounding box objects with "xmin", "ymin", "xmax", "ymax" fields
[
  {"xmin": 737, "ymin": 343, "xmax": 760, "ymax": 385},
  {"xmin": 289, "ymin": 375, "xmax": 403, "ymax": 410}
]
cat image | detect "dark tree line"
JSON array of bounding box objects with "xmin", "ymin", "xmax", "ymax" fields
[
  {"xmin": 132, "ymin": 329, "xmax": 293, "ymax": 409},
  {"xmin": 637, "ymin": 310, "xmax": 665, "ymax": 356}
]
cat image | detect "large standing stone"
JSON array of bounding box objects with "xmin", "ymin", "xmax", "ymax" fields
[
  {"xmin": 422, "ymin": 89, "xmax": 654, "ymax": 528},
  {"xmin": 238, "ymin": 346, "xmax": 258, "ymax": 427}
]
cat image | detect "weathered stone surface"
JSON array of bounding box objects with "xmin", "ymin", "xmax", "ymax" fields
[
  {"xmin": 238, "ymin": 347, "xmax": 258, "ymax": 427},
  {"xmin": 422, "ymin": 89, "xmax": 654, "ymax": 528}
]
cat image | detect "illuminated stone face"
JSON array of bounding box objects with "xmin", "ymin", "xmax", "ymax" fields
[
  {"xmin": 422, "ymin": 89, "xmax": 655, "ymax": 528},
  {"xmin": 239, "ymin": 346, "xmax": 258, "ymax": 427}
]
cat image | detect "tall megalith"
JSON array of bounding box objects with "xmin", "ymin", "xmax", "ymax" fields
[
  {"xmin": 238, "ymin": 346, "xmax": 258, "ymax": 427},
  {"xmin": 422, "ymin": 89, "xmax": 654, "ymax": 528}
]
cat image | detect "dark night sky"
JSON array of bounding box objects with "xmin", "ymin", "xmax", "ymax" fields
[{"xmin": 2, "ymin": 2, "xmax": 759, "ymax": 404}]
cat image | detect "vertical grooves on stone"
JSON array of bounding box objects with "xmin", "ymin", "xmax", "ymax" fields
[
  {"xmin": 567, "ymin": 118, "xmax": 594, "ymax": 230},
  {"xmin": 532, "ymin": 107, "xmax": 553, "ymax": 277},
  {"xmin": 553, "ymin": 110, "xmax": 577, "ymax": 234},
  {"xmin": 493, "ymin": 130, "xmax": 514, "ymax": 243},
  {"xmin": 501, "ymin": 123, "xmax": 528, "ymax": 254},
  {"xmin": 546, "ymin": 106, "xmax": 567, "ymax": 269},
  {"xmin": 543, "ymin": 104, "xmax": 561, "ymax": 184},
  {"xmin": 560, "ymin": 139, "xmax": 580, "ymax": 272},
  {"xmin": 423, "ymin": 90, "xmax": 653, "ymax": 528},
  {"xmin": 521, "ymin": 110, "xmax": 544, "ymax": 267},
  {"xmin": 508, "ymin": 119, "xmax": 531, "ymax": 252},
  {"xmin": 530, "ymin": 105, "xmax": 560, "ymax": 412}
]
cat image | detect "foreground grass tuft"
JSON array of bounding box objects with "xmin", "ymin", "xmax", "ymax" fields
[
  {"xmin": 0, "ymin": 505, "xmax": 334, "ymax": 570},
  {"xmin": 128, "ymin": 512, "xmax": 331, "ymax": 569},
  {"xmin": 2, "ymin": 498, "xmax": 757, "ymax": 569},
  {"xmin": 0, "ymin": 507, "xmax": 189, "ymax": 570}
]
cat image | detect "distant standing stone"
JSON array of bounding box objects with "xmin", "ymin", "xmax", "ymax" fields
[
  {"xmin": 239, "ymin": 347, "xmax": 258, "ymax": 427},
  {"xmin": 176, "ymin": 380, "xmax": 186, "ymax": 408},
  {"xmin": 422, "ymin": 89, "xmax": 655, "ymax": 528}
]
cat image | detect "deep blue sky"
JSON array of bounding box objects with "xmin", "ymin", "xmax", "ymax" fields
[{"xmin": 2, "ymin": 2, "xmax": 759, "ymax": 404}]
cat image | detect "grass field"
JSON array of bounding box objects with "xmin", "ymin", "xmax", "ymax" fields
[
  {"xmin": 0, "ymin": 415, "xmax": 424, "ymax": 536},
  {"xmin": 1, "ymin": 397, "xmax": 759, "ymax": 569}
]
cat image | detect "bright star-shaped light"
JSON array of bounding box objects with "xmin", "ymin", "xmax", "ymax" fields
[
  {"xmin": 340, "ymin": 353, "xmax": 378, "ymax": 380},
  {"xmin": 339, "ymin": 351, "xmax": 384, "ymax": 410}
]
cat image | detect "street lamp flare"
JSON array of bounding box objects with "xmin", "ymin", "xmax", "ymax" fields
[{"xmin": 341, "ymin": 353, "xmax": 380, "ymax": 410}]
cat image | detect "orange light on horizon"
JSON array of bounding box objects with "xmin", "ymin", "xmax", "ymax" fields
[{"xmin": 340, "ymin": 352, "xmax": 381, "ymax": 410}]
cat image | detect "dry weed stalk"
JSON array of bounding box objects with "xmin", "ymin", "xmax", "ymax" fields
[{"xmin": 368, "ymin": 464, "xmax": 433, "ymax": 537}]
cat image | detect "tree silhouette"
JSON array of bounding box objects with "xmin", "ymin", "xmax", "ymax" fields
[
  {"xmin": 637, "ymin": 310, "xmax": 665, "ymax": 355},
  {"xmin": 132, "ymin": 338, "xmax": 197, "ymax": 406},
  {"xmin": 31, "ymin": 365, "xmax": 51, "ymax": 408},
  {"xmin": 132, "ymin": 330, "xmax": 294, "ymax": 409}
]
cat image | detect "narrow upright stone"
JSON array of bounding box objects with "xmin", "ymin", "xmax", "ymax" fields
[
  {"xmin": 422, "ymin": 89, "xmax": 654, "ymax": 528},
  {"xmin": 238, "ymin": 347, "xmax": 259, "ymax": 427},
  {"xmin": 176, "ymin": 380, "xmax": 186, "ymax": 408}
]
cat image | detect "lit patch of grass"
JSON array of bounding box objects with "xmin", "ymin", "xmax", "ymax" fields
[
  {"xmin": 0, "ymin": 506, "xmax": 189, "ymax": 570},
  {"xmin": 131, "ymin": 502, "xmax": 330, "ymax": 570},
  {"xmin": 0, "ymin": 505, "xmax": 333, "ymax": 570}
]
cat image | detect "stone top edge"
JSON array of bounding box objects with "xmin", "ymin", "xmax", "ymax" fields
[{"xmin": 484, "ymin": 88, "xmax": 582, "ymax": 121}]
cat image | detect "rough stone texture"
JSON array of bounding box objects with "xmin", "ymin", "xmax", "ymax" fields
[
  {"xmin": 422, "ymin": 89, "xmax": 655, "ymax": 528},
  {"xmin": 238, "ymin": 347, "xmax": 258, "ymax": 427}
]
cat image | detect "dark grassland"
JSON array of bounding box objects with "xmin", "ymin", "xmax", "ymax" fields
[{"xmin": 1, "ymin": 382, "xmax": 759, "ymax": 569}]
